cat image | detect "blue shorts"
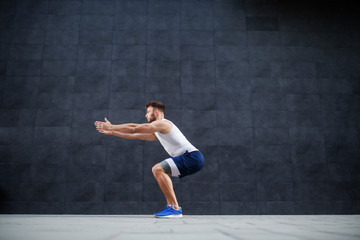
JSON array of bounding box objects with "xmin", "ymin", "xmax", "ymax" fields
[{"xmin": 166, "ymin": 150, "xmax": 204, "ymax": 178}]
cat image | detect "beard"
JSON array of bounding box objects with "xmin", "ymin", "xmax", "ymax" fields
[{"xmin": 148, "ymin": 112, "xmax": 156, "ymax": 123}]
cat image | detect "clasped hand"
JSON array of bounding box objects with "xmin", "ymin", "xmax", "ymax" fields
[{"xmin": 94, "ymin": 118, "xmax": 112, "ymax": 135}]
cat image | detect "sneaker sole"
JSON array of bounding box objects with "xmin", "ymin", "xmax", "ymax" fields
[{"xmin": 155, "ymin": 214, "xmax": 183, "ymax": 219}]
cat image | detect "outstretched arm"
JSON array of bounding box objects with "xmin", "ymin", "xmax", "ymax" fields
[
  {"xmin": 94, "ymin": 118, "xmax": 139, "ymax": 131},
  {"xmin": 114, "ymin": 120, "xmax": 172, "ymax": 134},
  {"xmin": 97, "ymin": 128, "xmax": 157, "ymax": 141},
  {"xmin": 117, "ymin": 123, "xmax": 138, "ymax": 128},
  {"xmin": 95, "ymin": 118, "xmax": 171, "ymax": 134},
  {"xmin": 112, "ymin": 131, "xmax": 157, "ymax": 141}
]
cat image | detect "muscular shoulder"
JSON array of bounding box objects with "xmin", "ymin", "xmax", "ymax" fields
[{"xmin": 151, "ymin": 119, "xmax": 172, "ymax": 134}]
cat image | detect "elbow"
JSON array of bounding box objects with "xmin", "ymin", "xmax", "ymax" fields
[{"xmin": 130, "ymin": 127, "xmax": 136, "ymax": 133}]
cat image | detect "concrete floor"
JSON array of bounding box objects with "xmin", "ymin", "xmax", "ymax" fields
[{"xmin": 0, "ymin": 215, "xmax": 359, "ymax": 240}]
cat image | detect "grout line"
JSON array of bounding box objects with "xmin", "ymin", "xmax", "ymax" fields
[
  {"xmin": 179, "ymin": 0, "xmax": 183, "ymax": 206},
  {"xmin": 101, "ymin": 0, "xmax": 117, "ymax": 214},
  {"xmin": 243, "ymin": 2, "xmax": 258, "ymax": 215},
  {"xmin": 278, "ymin": 18, "xmax": 295, "ymax": 213},
  {"xmin": 141, "ymin": 0, "xmax": 150, "ymax": 209},
  {"xmin": 211, "ymin": 0, "xmax": 221, "ymax": 214}
]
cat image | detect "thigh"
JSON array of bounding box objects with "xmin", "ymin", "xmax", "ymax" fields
[{"xmin": 160, "ymin": 158, "xmax": 180, "ymax": 177}]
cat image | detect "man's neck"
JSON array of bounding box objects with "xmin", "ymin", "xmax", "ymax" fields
[
  {"xmin": 156, "ymin": 113, "xmax": 165, "ymax": 121},
  {"xmin": 157, "ymin": 116, "xmax": 164, "ymax": 121}
]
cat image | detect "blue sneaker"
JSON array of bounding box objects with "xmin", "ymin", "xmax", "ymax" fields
[{"xmin": 154, "ymin": 206, "xmax": 183, "ymax": 218}]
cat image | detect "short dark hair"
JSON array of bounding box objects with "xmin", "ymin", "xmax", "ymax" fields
[{"xmin": 145, "ymin": 101, "xmax": 165, "ymax": 113}]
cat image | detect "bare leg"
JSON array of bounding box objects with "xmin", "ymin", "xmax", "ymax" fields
[{"xmin": 152, "ymin": 163, "xmax": 179, "ymax": 209}]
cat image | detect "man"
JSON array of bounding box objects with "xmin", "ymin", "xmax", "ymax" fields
[{"xmin": 94, "ymin": 101, "xmax": 204, "ymax": 218}]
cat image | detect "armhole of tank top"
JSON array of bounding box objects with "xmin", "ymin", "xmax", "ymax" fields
[{"xmin": 160, "ymin": 119, "xmax": 173, "ymax": 135}]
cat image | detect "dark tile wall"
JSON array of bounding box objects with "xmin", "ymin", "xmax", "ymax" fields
[{"xmin": 0, "ymin": 0, "xmax": 359, "ymax": 214}]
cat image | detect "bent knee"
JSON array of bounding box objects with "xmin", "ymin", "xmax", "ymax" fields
[{"xmin": 152, "ymin": 164, "xmax": 163, "ymax": 176}]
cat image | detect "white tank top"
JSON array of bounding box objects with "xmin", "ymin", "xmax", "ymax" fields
[{"xmin": 155, "ymin": 119, "xmax": 197, "ymax": 157}]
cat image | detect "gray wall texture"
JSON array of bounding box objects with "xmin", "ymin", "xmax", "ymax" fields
[{"xmin": 0, "ymin": 0, "xmax": 359, "ymax": 214}]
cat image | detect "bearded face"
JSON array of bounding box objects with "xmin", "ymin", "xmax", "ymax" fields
[
  {"xmin": 148, "ymin": 111, "xmax": 156, "ymax": 123},
  {"xmin": 146, "ymin": 107, "xmax": 157, "ymax": 123}
]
